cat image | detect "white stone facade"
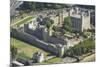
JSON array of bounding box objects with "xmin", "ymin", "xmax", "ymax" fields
[{"xmin": 69, "ymin": 7, "xmax": 91, "ymax": 32}]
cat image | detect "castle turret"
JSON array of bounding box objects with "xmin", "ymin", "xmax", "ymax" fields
[
  {"xmin": 81, "ymin": 10, "xmax": 91, "ymax": 32},
  {"xmin": 32, "ymin": 52, "xmax": 45, "ymax": 63},
  {"xmin": 42, "ymin": 27, "xmax": 48, "ymax": 42},
  {"xmin": 58, "ymin": 10, "xmax": 63, "ymax": 26},
  {"xmin": 37, "ymin": 52, "xmax": 44, "ymax": 63},
  {"xmin": 24, "ymin": 23, "xmax": 29, "ymax": 32},
  {"xmin": 57, "ymin": 44, "xmax": 65, "ymax": 57}
]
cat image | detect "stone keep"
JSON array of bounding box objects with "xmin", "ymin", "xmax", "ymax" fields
[{"xmin": 69, "ymin": 7, "xmax": 91, "ymax": 32}]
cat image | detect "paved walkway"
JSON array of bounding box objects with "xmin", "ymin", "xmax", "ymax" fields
[
  {"xmin": 80, "ymin": 54, "xmax": 95, "ymax": 62},
  {"xmin": 45, "ymin": 56, "xmax": 56, "ymax": 61},
  {"xmin": 62, "ymin": 57, "xmax": 77, "ymax": 63},
  {"xmin": 10, "ymin": 16, "xmax": 32, "ymax": 27}
]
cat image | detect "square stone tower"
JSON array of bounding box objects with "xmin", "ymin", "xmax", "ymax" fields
[{"xmin": 69, "ymin": 7, "xmax": 91, "ymax": 32}]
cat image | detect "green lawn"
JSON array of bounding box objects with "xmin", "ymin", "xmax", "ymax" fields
[
  {"xmin": 10, "ymin": 38, "xmax": 63, "ymax": 64},
  {"xmin": 11, "ymin": 16, "xmax": 33, "ymax": 27},
  {"xmin": 16, "ymin": 16, "xmax": 33, "ymax": 26},
  {"xmin": 11, "ymin": 37, "xmax": 49, "ymax": 60}
]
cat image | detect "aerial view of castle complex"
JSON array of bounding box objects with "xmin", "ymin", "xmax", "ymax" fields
[{"xmin": 10, "ymin": 0, "xmax": 95, "ymax": 66}]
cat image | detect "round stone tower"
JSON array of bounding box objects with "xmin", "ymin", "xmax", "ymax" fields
[
  {"xmin": 37, "ymin": 52, "xmax": 45, "ymax": 63},
  {"xmin": 32, "ymin": 52, "xmax": 44, "ymax": 63},
  {"xmin": 57, "ymin": 44, "xmax": 65, "ymax": 57}
]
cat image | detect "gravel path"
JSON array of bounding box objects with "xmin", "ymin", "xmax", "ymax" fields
[{"xmin": 80, "ymin": 54, "xmax": 95, "ymax": 62}]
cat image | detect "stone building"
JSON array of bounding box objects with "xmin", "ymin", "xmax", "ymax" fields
[
  {"xmin": 11, "ymin": 6, "xmax": 95, "ymax": 61},
  {"xmin": 58, "ymin": 11, "xmax": 63, "ymax": 26},
  {"xmin": 28, "ymin": 18, "xmax": 38, "ymax": 30},
  {"xmin": 32, "ymin": 52, "xmax": 45, "ymax": 63},
  {"xmin": 42, "ymin": 7, "xmax": 91, "ymax": 32},
  {"xmin": 90, "ymin": 10, "xmax": 95, "ymax": 27},
  {"xmin": 69, "ymin": 7, "xmax": 91, "ymax": 32}
]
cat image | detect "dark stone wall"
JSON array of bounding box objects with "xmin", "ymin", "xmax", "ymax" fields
[
  {"xmin": 11, "ymin": 28, "xmax": 58, "ymax": 55},
  {"xmin": 48, "ymin": 36, "xmax": 66, "ymax": 45}
]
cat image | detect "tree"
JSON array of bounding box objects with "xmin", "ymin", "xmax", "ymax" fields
[
  {"xmin": 63, "ymin": 16, "xmax": 72, "ymax": 32},
  {"xmin": 19, "ymin": 2, "xmax": 36, "ymax": 12},
  {"xmin": 45, "ymin": 19, "xmax": 54, "ymax": 29},
  {"xmin": 50, "ymin": 19, "xmax": 54, "ymax": 25},
  {"xmin": 29, "ymin": 2, "xmax": 36, "ymax": 11},
  {"xmin": 65, "ymin": 38, "xmax": 95, "ymax": 56},
  {"xmin": 46, "ymin": 21, "xmax": 51, "ymax": 29},
  {"xmin": 52, "ymin": 26, "xmax": 58, "ymax": 31},
  {"xmin": 11, "ymin": 45, "xmax": 18, "ymax": 60}
]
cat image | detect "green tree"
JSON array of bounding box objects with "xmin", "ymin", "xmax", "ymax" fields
[
  {"xmin": 45, "ymin": 19, "xmax": 54, "ymax": 29},
  {"xmin": 11, "ymin": 45, "xmax": 18, "ymax": 60},
  {"xmin": 63, "ymin": 16, "xmax": 72, "ymax": 32},
  {"xmin": 52, "ymin": 26, "xmax": 58, "ymax": 31},
  {"xmin": 65, "ymin": 38, "xmax": 95, "ymax": 56},
  {"xmin": 46, "ymin": 21, "xmax": 52, "ymax": 29},
  {"xmin": 19, "ymin": 2, "xmax": 36, "ymax": 12},
  {"xmin": 50, "ymin": 19, "xmax": 54, "ymax": 25}
]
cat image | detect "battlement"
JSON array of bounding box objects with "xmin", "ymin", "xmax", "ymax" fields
[{"xmin": 70, "ymin": 7, "xmax": 90, "ymax": 18}]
